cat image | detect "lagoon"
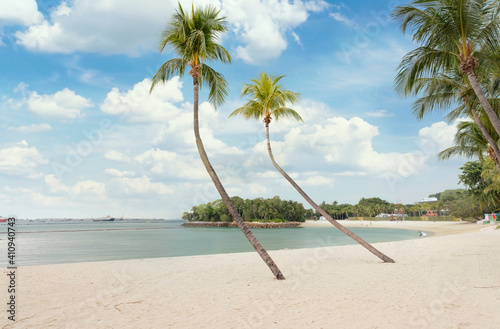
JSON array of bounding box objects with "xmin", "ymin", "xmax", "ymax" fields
[{"xmin": 3, "ymin": 220, "xmax": 421, "ymax": 266}]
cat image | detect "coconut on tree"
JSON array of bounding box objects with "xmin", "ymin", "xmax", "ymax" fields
[
  {"xmin": 230, "ymin": 72, "xmax": 395, "ymax": 263},
  {"xmin": 150, "ymin": 4, "xmax": 285, "ymax": 280}
]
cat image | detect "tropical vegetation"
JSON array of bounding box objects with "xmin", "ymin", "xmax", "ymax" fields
[
  {"xmin": 230, "ymin": 72, "xmax": 395, "ymax": 263},
  {"xmin": 182, "ymin": 196, "xmax": 311, "ymax": 222},
  {"xmin": 392, "ymin": 0, "xmax": 500, "ymax": 214},
  {"xmin": 183, "ymin": 189, "xmax": 480, "ymax": 222},
  {"xmin": 150, "ymin": 4, "xmax": 284, "ymax": 280}
]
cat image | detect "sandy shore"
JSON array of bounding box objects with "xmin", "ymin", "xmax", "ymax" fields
[
  {"xmin": 1, "ymin": 221, "xmax": 499, "ymax": 328},
  {"xmin": 301, "ymin": 219, "xmax": 484, "ymax": 236}
]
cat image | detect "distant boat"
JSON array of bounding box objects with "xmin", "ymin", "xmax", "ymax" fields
[
  {"xmin": 93, "ymin": 217, "xmax": 115, "ymax": 222},
  {"xmin": 0, "ymin": 218, "xmax": 7, "ymax": 223}
]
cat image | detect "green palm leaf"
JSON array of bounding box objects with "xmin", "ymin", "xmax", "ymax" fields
[
  {"xmin": 151, "ymin": 2, "xmax": 231, "ymax": 108},
  {"xmin": 230, "ymin": 72, "xmax": 302, "ymax": 124}
]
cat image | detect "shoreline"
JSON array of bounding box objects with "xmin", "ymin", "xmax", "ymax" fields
[
  {"xmin": 1, "ymin": 222, "xmax": 499, "ymax": 328},
  {"xmin": 301, "ymin": 219, "xmax": 485, "ymax": 237}
]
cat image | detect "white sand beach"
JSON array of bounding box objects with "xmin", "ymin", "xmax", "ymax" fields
[{"xmin": 1, "ymin": 221, "xmax": 499, "ymax": 328}]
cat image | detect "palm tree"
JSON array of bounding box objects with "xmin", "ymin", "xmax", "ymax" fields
[
  {"xmin": 409, "ymin": 66, "xmax": 500, "ymax": 172},
  {"xmin": 230, "ymin": 72, "xmax": 395, "ymax": 263},
  {"xmin": 392, "ymin": 0, "xmax": 500, "ymax": 136},
  {"xmin": 150, "ymin": 4, "xmax": 285, "ymax": 280},
  {"xmin": 438, "ymin": 118, "xmax": 500, "ymax": 171}
]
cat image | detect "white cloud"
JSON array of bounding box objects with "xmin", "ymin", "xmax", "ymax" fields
[
  {"xmin": 255, "ymin": 170, "xmax": 280, "ymax": 179},
  {"xmin": 226, "ymin": 0, "xmax": 328, "ymax": 64},
  {"xmin": 102, "ymin": 78, "xmax": 245, "ymax": 156},
  {"xmin": 72, "ymin": 180, "xmax": 106, "ymax": 198},
  {"xmin": 109, "ymin": 176, "xmax": 174, "ymax": 195},
  {"xmin": 297, "ymin": 174, "xmax": 333, "ymax": 186},
  {"xmin": 15, "ymin": 0, "xmax": 174, "ymax": 55},
  {"xmin": 329, "ymin": 12, "xmax": 361, "ymax": 30},
  {"xmin": 365, "ymin": 109, "xmax": 392, "ymax": 118},
  {"xmin": 101, "ymin": 78, "xmax": 184, "ymax": 122},
  {"xmin": 13, "ymin": 0, "xmax": 326, "ymax": 63},
  {"xmin": 25, "ymin": 88, "xmax": 92, "ymax": 119},
  {"xmin": 0, "ymin": 140, "xmax": 48, "ymax": 177},
  {"xmin": 291, "ymin": 31, "xmax": 302, "ymax": 46},
  {"xmin": 242, "ymin": 101, "xmax": 459, "ymax": 183},
  {"xmin": 105, "ymin": 168, "xmax": 135, "ymax": 177},
  {"xmin": 135, "ymin": 148, "xmax": 208, "ymax": 180},
  {"xmin": 248, "ymin": 183, "xmax": 268, "ymax": 195},
  {"xmin": 104, "ymin": 150, "xmax": 131, "ymax": 162},
  {"xmin": 8, "ymin": 123, "xmax": 52, "ymax": 133},
  {"xmin": 45, "ymin": 174, "xmax": 106, "ymax": 199},
  {"xmin": 45, "ymin": 174, "xmax": 70, "ymax": 193},
  {"xmin": 5, "ymin": 186, "xmax": 65, "ymax": 207},
  {"xmin": 418, "ymin": 120, "xmax": 460, "ymax": 152},
  {"xmin": 0, "ymin": 0, "xmax": 43, "ymax": 26}
]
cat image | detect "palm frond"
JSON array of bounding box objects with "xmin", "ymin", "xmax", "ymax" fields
[
  {"xmin": 150, "ymin": 58, "xmax": 188, "ymax": 93},
  {"xmin": 199, "ymin": 63, "xmax": 229, "ymax": 109},
  {"xmin": 152, "ymin": 3, "xmax": 231, "ymax": 106},
  {"xmin": 231, "ymin": 72, "xmax": 301, "ymax": 124}
]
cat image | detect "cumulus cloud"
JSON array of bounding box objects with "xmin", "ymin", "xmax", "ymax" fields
[
  {"xmin": 109, "ymin": 176, "xmax": 174, "ymax": 195},
  {"xmin": 15, "ymin": 0, "xmax": 176, "ymax": 55},
  {"xmin": 104, "ymin": 150, "xmax": 131, "ymax": 162},
  {"xmin": 101, "ymin": 78, "xmax": 184, "ymax": 122},
  {"xmin": 134, "ymin": 148, "xmax": 208, "ymax": 180},
  {"xmin": 45, "ymin": 174, "xmax": 106, "ymax": 199},
  {"xmin": 102, "ymin": 78, "xmax": 244, "ymax": 156},
  {"xmin": 13, "ymin": 0, "xmax": 327, "ymax": 64},
  {"xmin": 0, "ymin": 140, "xmax": 48, "ymax": 177},
  {"xmin": 226, "ymin": 0, "xmax": 328, "ymax": 64},
  {"xmin": 0, "ymin": 0, "xmax": 43, "ymax": 26},
  {"xmin": 243, "ymin": 101, "xmax": 462, "ymax": 183},
  {"xmin": 22, "ymin": 88, "xmax": 92, "ymax": 120},
  {"xmin": 418, "ymin": 120, "xmax": 460, "ymax": 152}
]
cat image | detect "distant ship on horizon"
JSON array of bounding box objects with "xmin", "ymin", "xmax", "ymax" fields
[
  {"xmin": 0, "ymin": 218, "xmax": 7, "ymax": 223},
  {"xmin": 92, "ymin": 216, "xmax": 115, "ymax": 222}
]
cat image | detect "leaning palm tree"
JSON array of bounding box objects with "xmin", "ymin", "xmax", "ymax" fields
[
  {"xmin": 150, "ymin": 4, "xmax": 285, "ymax": 280},
  {"xmin": 230, "ymin": 72, "xmax": 395, "ymax": 263},
  {"xmin": 392, "ymin": 0, "xmax": 500, "ymax": 136}
]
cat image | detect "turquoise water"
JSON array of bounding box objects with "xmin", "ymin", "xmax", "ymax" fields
[{"xmin": 1, "ymin": 220, "xmax": 420, "ymax": 266}]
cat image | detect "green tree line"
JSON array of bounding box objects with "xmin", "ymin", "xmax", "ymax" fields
[
  {"xmin": 182, "ymin": 196, "xmax": 311, "ymax": 222},
  {"xmin": 183, "ymin": 190, "xmax": 479, "ymax": 222}
]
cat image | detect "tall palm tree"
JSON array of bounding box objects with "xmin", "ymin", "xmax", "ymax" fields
[
  {"xmin": 150, "ymin": 4, "xmax": 285, "ymax": 280},
  {"xmin": 230, "ymin": 72, "xmax": 395, "ymax": 263},
  {"xmin": 392, "ymin": 0, "xmax": 500, "ymax": 136}
]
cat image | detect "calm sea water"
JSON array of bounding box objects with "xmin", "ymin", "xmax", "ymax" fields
[{"xmin": 1, "ymin": 220, "xmax": 421, "ymax": 266}]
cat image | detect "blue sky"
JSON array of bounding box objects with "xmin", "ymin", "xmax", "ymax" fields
[{"xmin": 0, "ymin": 0, "xmax": 466, "ymax": 219}]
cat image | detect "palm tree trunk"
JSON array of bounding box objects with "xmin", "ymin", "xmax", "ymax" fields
[
  {"xmin": 470, "ymin": 107, "xmax": 500, "ymax": 173},
  {"xmin": 467, "ymin": 71, "xmax": 500, "ymax": 138},
  {"xmin": 192, "ymin": 77, "xmax": 285, "ymax": 280},
  {"xmin": 265, "ymin": 123, "xmax": 395, "ymax": 263}
]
